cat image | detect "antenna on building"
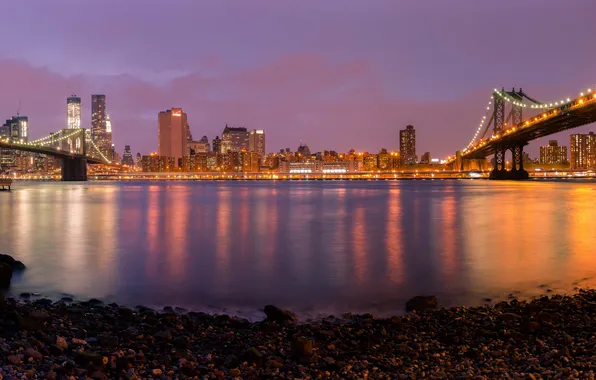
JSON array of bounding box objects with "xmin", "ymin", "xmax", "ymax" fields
[{"xmin": 16, "ymin": 100, "xmax": 21, "ymax": 116}]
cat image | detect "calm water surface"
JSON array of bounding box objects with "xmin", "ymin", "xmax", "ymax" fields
[{"xmin": 1, "ymin": 180, "xmax": 595, "ymax": 319}]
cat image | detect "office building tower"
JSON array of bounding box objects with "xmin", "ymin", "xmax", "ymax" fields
[
  {"xmin": 249, "ymin": 129, "xmax": 266, "ymax": 157},
  {"xmin": 67, "ymin": 95, "xmax": 81, "ymax": 129},
  {"xmin": 91, "ymin": 94, "xmax": 112, "ymax": 160},
  {"xmin": 570, "ymin": 132, "xmax": 596, "ymax": 169},
  {"xmin": 539, "ymin": 140, "xmax": 567, "ymax": 165},
  {"xmin": 400, "ymin": 125, "xmax": 416, "ymax": 165},
  {"xmin": 158, "ymin": 108, "xmax": 188, "ymax": 165},
  {"xmin": 122, "ymin": 145, "xmax": 134, "ymax": 166},
  {"xmin": 212, "ymin": 136, "xmax": 221, "ymax": 154},
  {"xmin": 221, "ymin": 125, "xmax": 249, "ymax": 153}
]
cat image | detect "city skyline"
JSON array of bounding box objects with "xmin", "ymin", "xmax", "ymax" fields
[{"xmin": 0, "ymin": 1, "xmax": 595, "ymax": 158}]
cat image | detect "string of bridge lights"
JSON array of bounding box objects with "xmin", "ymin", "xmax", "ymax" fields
[
  {"xmin": 448, "ymin": 84, "xmax": 596, "ymax": 163},
  {"xmin": 89, "ymin": 139, "xmax": 112, "ymax": 163},
  {"xmin": 463, "ymin": 95, "xmax": 493, "ymax": 152}
]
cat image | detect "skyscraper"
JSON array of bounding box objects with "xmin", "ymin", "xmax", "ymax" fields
[
  {"xmin": 399, "ymin": 125, "xmax": 416, "ymax": 166},
  {"xmin": 122, "ymin": 145, "xmax": 134, "ymax": 166},
  {"xmin": 91, "ymin": 94, "xmax": 112, "ymax": 160},
  {"xmin": 158, "ymin": 108, "xmax": 188, "ymax": 165},
  {"xmin": 221, "ymin": 125, "xmax": 249, "ymax": 153},
  {"xmin": 67, "ymin": 95, "xmax": 81, "ymax": 129},
  {"xmin": 540, "ymin": 140, "xmax": 567, "ymax": 165},
  {"xmin": 249, "ymin": 129, "xmax": 266, "ymax": 157},
  {"xmin": 570, "ymin": 132, "xmax": 596, "ymax": 169}
]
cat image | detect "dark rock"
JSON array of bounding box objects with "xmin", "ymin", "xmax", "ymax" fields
[
  {"xmin": 24, "ymin": 347, "xmax": 44, "ymax": 361},
  {"xmin": 225, "ymin": 355, "xmax": 240, "ymax": 368},
  {"xmin": 0, "ymin": 262, "xmax": 13, "ymax": 288},
  {"xmin": 292, "ymin": 336, "xmax": 314, "ymax": 357},
  {"xmin": 98, "ymin": 334, "xmax": 119, "ymax": 348},
  {"xmin": 263, "ymin": 305, "xmax": 298, "ymax": 324},
  {"xmin": 155, "ymin": 330, "xmax": 172, "ymax": 340},
  {"xmin": 75, "ymin": 351, "xmax": 105, "ymax": 367},
  {"xmin": 0, "ymin": 253, "xmax": 26, "ymax": 270},
  {"xmin": 20, "ymin": 292, "xmax": 32, "ymax": 298},
  {"xmin": 88, "ymin": 298, "xmax": 104, "ymax": 306},
  {"xmin": 243, "ymin": 347, "xmax": 264, "ymax": 366},
  {"xmin": 406, "ymin": 296, "xmax": 438, "ymax": 312}
]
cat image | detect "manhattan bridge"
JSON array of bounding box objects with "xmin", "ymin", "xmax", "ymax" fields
[{"xmin": 445, "ymin": 85, "xmax": 596, "ymax": 179}]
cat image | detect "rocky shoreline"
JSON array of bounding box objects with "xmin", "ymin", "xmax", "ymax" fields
[{"xmin": 1, "ymin": 290, "xmax": 596, "ymax": 379}]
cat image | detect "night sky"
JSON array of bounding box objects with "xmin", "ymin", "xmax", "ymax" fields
[{"xmin": 0, "ymin": 0, "xmax": 595, "ymax": 159}]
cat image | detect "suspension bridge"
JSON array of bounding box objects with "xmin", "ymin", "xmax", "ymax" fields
[
  {"xmin": 446, "ymin": 85, "xmax": 596, "ymax": 179},
  {"xmin": 0, "ymin": 128, "xmax": 115, "ymax": 181}
]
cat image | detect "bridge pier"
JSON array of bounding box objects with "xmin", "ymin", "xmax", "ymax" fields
[
  {"xmin": 61, "ymin": 157, "xmax": 87, "ymax": 181},
  {"xmin": 489, "ymin": 142, "xmax": 528, "ymax": 180}
]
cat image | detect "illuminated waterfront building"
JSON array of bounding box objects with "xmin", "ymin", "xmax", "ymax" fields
[
  {"xmin": 400, "ymin": 125, "xmax": 416, "ymax": 166},
  {"xmin": 540, "ymin": 140, "xmax": 567, "ymax": 165},
  {"xmin": 158, "ymin": 108, "xmax": 188, "ymax": 166},
  {"xmin": 363, "ymin": 154, "xmax": 378, "ymax": 171},
  {"xmin": 377, "ymin": 149, "xmax": 390, "ymax": 170},
  {"xmin": 322, "ymin": 162, "xmax": 348, "ymax": 173},
  {"xmin": 570, "ymin": 132, "xmax": 596, "ymax": 169},
  {"xmin": 67, "ymin": 95, "xmax": 81, "ymax": 129},
  {"xmin": 0, "ymin": 116, "xmax": 29, "ymax": 168},
  {"xmin": 241, "ymin": 150, "xmax": 260, "ymax": 172}
]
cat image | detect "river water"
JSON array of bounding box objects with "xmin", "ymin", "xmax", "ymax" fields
[{"xmin": 1, "ymin": 180, "xmax": 595, "ymax": 319}]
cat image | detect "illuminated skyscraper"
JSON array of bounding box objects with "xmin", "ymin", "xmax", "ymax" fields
[
  {"xmin": 67, "ymin": 95, "xmax": 81, "ymax": 129},
  {"xmin": 221, "ymin": 125, "xmax": 249, "ymax": 153},
  {"xmin": 249, "ymin": 129, "xmax": 266, "ymax": 157},
  {"xmin": 399, "ymin": 125, "xmax": 416, "ymax": 165},
  {"xmin": 91, "ymin": 94, "xmax": 112, "ymax": 160},
  {"xmin": 0, "ymin": 116, "xmax": 28, "ymax": 168},
  {"xmin": 570, "ymin": 132, "xmax": 596, "ymax": 169},
  {"xmin": 158, "ymin": 108, "xmax": 188, "ymax": 165}
]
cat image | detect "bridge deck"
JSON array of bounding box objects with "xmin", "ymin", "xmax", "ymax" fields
[{"xmin": 462, "ymin": 93, "xmax": 596, "ymax": 159}]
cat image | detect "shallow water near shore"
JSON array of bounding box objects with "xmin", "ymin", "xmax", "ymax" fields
[{"xmin": 1, "ymin": 179, "xmax": 596, "ymax": 320}]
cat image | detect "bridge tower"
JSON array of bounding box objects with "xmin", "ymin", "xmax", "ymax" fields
[{"xmin": 490, "ymin": 88, "xmax": 529, "ymax": 180}]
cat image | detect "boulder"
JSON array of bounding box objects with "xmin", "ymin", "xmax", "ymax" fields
[
  {"xmin": 405, "ymin": 296, "xmax": 438, "ymax": 312},
  {"xmin": 0, "ymin": 254, "xmax": 26, "ymax": 270},
  {"xmin": 0, "ymin": 263, "xmax": 13, "ymax": 288},
  {"xmin": 263, "ymin": 305, "xmax": 298, "ymax": 324}
]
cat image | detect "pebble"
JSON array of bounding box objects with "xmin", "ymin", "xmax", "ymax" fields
[{"xmin": 0, "ymin": 292, "xmax": 593, "ymax": 378}]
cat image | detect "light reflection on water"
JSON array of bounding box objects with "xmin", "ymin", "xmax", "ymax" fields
[{"xmin": 1, "ymin": 180, "xmax": 595, "ymax": 319}]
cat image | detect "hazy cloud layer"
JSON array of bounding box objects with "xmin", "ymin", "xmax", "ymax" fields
[{"xmin": 0, "ymin": 0, "xmax": 594, "ymax": 157}]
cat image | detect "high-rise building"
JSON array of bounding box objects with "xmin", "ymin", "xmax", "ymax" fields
[
  {"xmin": 249, "ymin": 129, "xmax": 266, "ymax": 158},
  {"xmin": 122, "ymin": 145, "xmax": 134, "ymax": 166},
  {"xmin": 570, "ymin": 132, "xmax": 596, "ymax": 169},
  {"xmin": 400, "ymin": 125, "xmax": 416, "ymax": 165},
  {"xmin": 212, "ymin": 136, "xmax": 221, "ymax": 154},
  {"xmin": 221, "ymin": 125, "xmax": 249, "ymax": 153},
  {"xmin": 540, "ymin": 140, "xmax": 567, "ymax": 165},
  {"xmin": 158, "ymin": 108, "xmax": 188, "ymax": 165},
  {"xmin": 91, "ymin": 95, "xmax": 112, "ymax": 160},
  {"xmin": 0, "ymin": 116, "xmax": 29, "ymax": 168},
  {"xmin": 67, "ymin": 95, "xmax": 81, "ymax": 129}
]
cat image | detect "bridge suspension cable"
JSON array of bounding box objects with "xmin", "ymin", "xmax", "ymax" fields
[
  {"xmin": 463, "ymin": 95, "xmax": 493, "ymax": 151},
  {"xmin": 27, "ymin": 129, "xmax": 83, "ymax": 147},
  {"xmin": 88, "ymin": 139, "xmax": 112, "ymax": 163}
]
